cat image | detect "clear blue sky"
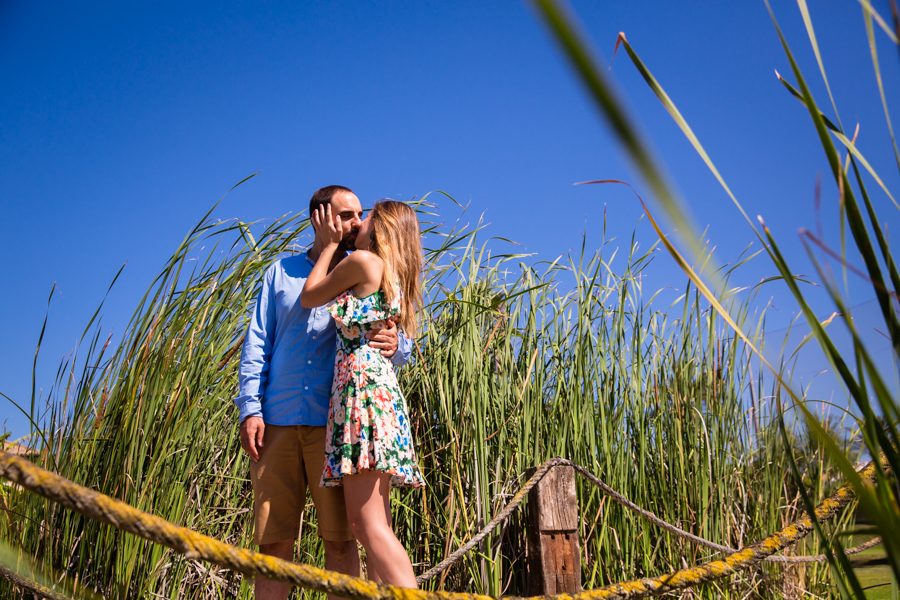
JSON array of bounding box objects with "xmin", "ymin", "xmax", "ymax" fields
[{"xmin": 2, "ymin": 1, "xmax": 899, "ymax": 438}]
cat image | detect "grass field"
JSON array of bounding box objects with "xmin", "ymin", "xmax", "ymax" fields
[
  {"xmin": 0, "ymin": 200, "xmax": 864, "ymax": 599},
  {"xmin": 847, "ymin": 537, "xmax": 897, "ymax": 600}
]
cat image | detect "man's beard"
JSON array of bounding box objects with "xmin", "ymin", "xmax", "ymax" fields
[{"xmin": 337, "ymin": 230, "xmax": 358, "ymax": 252}]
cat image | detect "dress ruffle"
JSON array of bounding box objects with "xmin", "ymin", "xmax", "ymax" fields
[{"xmin": 328, "ymin": 289, "xmax": 394, "ymax": 327}]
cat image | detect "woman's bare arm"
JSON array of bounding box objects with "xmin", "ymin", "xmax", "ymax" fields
[
  {"xmin": 301, "ymin": 251, "xmax": 381, "ymax": 307},
  {"xmin": 300, "ymin": 204, "xmax": 382, "ymax": 308}
]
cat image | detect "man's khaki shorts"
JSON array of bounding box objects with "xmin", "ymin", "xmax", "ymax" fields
[{"xmin": 249, "ymin": 424, "xmax": 353, "ymax": 545}]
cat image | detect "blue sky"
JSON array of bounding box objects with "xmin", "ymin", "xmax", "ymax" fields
[{"xmin": 2, "ymin": 1, "xmax": 899, "ymax": 438}]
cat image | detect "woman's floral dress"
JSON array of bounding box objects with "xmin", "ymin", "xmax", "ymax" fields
[{"xmin": 321, "ymin": 287, "xmax": 425, "ymax": 488}]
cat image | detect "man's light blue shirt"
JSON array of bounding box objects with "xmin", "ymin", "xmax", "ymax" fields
[{"xmin": 234, "ymin": 252, "xmax": 412, "ymax": 426}]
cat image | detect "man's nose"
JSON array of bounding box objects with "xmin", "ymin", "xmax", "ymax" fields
[{"xmin": 351, "ymin": 215, "xmax": 362, "ymax": 228}]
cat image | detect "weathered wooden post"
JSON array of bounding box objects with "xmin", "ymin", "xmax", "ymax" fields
[{"xmin": 526, "ymin": 465, "xmax": 581, "ymax": 596}]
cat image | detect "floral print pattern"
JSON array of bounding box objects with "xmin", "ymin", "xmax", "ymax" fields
[{"xmin": 321, "ymin": 287, "xmax": 425, "ymax": 488}]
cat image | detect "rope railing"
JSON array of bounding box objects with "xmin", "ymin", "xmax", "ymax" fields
[
  {"xmin": 566, "ymin": 459, "xmax": 882, "ymax": 564},
  {"xmin": 528, "ymin": 452, "xmax": 881, "ymax": 600},
  {"xmin": 0, "ymin": 451, "xmax": 888, "ymax": 600},
  {"xmin": 417, "ymin": 457, "xmax": 881, "ymax": 581},
  {"xmin": 0, "ymin": 564, "xmax": 73, "ymax": 600}
]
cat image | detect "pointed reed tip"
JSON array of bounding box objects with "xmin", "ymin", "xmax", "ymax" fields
[
  {"xmin": 611, "ymin": 32, "xmax": 627, "ymax": 66},
  {"xmin": 774, "ymin": 69, "xmax": 782, "ymax": 80},
  {"xmin": 757, "ymin": 215, "xmax": 766, "ymax": 226}
]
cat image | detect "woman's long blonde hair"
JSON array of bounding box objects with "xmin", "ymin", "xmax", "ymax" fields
[{"xmin": 369, "ymin": 201, "xmax": 423, "ymax": 338}]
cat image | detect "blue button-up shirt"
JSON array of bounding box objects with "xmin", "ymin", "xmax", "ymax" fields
[{"xmin": 234, "ymin": 252, "xmax": 413, "ymax": 426}]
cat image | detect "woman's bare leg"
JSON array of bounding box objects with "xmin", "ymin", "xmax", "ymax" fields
[
  {"xmin": 368, "ymin": 565, "xmax": 382, "ymax": 583},
  {"xmin": 344, "ymin": 471, "xmax": 416, "ymax": 588},
  {"xmin": 363, "ymin": 498, "xmax": 392, "ymax": 582}
]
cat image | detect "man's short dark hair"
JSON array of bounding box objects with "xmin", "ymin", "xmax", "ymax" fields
[{"xmin": 309, "ymin": 185, "xmax": 353, "ymax": 216}]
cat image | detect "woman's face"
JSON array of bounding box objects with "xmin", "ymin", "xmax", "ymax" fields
[{"xmin": 355, "ymin": 214, "xmax": 374, "ymax": 251}]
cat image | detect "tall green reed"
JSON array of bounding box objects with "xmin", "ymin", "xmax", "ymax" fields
[
  {"xmin": 403, "ymin": 227, "xmax": 854, "ymax": 598},
  {"xmin": 530, "ymin": 0, "xmax": 900, "ymax": 596},
  {"xmin": 2, "ymin": 192, "xmax": 843, "ymax": 599}
]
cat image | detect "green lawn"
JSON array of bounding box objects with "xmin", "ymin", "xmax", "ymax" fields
[{"xmin": 846, "ymin": 537, "xmax": 897, "ymax": 600}]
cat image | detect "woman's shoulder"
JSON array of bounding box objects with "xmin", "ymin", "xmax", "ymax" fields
[
  {"xmin": 345, "ymin": 250, "xmax": 383, "ymax": 273},
  {"xmin": 346, "ymin": 249, "xmax": 382, "ymax": 264}
]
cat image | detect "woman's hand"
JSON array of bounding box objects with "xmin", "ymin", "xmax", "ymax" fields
[{"xmin": 312, "ymin": 204, "xmax": 342, "ymax": 249}]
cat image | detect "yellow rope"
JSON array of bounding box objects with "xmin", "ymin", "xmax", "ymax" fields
[
  {"xmin": 525, "ymin": 456, "xmax": 887, "ymax": 600},
  {"xmin": 0, "ymin": 451, "xmax": 487, "ymax": 600},
  {"xmin": 0, "ymin": 451, "xmax": 886, "ymax": 600},
  {"xmin": 0, "ymin": 564, "xmax": 73, "ymax": 600}
]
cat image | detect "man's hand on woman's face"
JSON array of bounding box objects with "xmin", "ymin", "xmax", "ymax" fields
[
  {"xmin": 311, "ymin": 204, "xmax": 343, "ymax": 249},
  {"xmin": 366, "ymin": 319, "xmax": 399, "ymax": 357}
]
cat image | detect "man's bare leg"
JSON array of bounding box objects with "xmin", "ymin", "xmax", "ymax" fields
[
  {"xmin": 324, "ymin": 539, "xmax": 361, "ymax": 600},
  {"xmin": 255, "ymin": 539, "xmax": 358, "ymax": 600},
  {"xmin": 256, "ymin": 539, "xmax": 294, "ymax": 600}
]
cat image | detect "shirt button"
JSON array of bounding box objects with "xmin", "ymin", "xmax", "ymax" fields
[
  {"xmin": 305, "ymin": 386, "xmax": 309, "ymax": 390},
  {"xmin": 312, "ymin": 336, "xmax": 316, "ymax": 340},
  {"xmin": 307, "ymin": 360, "xmax": 312, "ymax": 364}
]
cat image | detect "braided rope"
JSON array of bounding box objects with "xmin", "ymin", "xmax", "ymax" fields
[
  {"xmin": 416, "ymin": 458, "xmax": 562, "ymax": 582},
  {"xmin": 0, "ymin": 451, "xmax": 887, "ymax": 600},
  {"xmin": 417, "ymin": 457, "xmax": 881, "ymax": 581},
  {"xmin": 564, "ymin": 460, "xmax": 882, "ymax": 564},
  {"xmin": 526, "ymin": 454, "xmax": 888, "ymax": 600},
  {"xmin": 0, "ymin": 451, "xmax": 486, "ymax": 600},
  {"xmin": 0, "ymin": 564, "xmax": 73, "ymax": 600}
]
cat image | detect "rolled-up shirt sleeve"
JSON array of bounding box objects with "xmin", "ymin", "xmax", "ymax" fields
[
  {"xmin": 390, "ymin": 330, "xmax": 413, "ymax": 367},
  {"xmin": 234, "ymin": 266, "xmax": 276, "ymax": 423}
]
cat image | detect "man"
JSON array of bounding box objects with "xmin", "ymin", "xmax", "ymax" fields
[{"xmin": 234, "ymin": 185, "xmax": 412, "ymax": 600}]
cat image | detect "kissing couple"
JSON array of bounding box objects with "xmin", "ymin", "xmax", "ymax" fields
[{"xmin": 234, "ymin": 185, "xmax": 425, "ymax": 599}]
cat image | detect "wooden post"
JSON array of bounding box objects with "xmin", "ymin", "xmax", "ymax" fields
[{"xmin": 526, "ymin": 465, "xmax": 581, "ymax": 596}]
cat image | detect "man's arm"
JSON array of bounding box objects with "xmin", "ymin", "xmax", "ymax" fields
[
  {"xmin": 234, "ymin": 266, "xmax": 277, "ymax": 461},
  {"xmin": 391, "ymin": 329, "xmax": 413, "ymax": 367},
  {"xmin": 365, "ymin": 320, "xmax": 413, "ymax": 367}
]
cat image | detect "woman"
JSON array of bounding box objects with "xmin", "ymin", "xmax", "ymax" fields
[{"xmin": 300, "ymin": 200, "xmax": 425, "ymax": 588}]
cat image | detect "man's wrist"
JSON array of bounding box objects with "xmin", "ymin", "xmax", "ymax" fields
[
  {"xmin": 391, "ymin": 335, "xmax": 412, "ymax": 366},
  {"xmin": 238, "ymin": 401, "xmax": 263, "ymax": 424}
]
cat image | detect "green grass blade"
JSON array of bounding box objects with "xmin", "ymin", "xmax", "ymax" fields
[
  {"xmin": 796, "ymin": 0, "xmax": 845, "ymax": 131},
  {"xmin": 863, "ymin": 3, "xmax": 900, "ymax": 174}
]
